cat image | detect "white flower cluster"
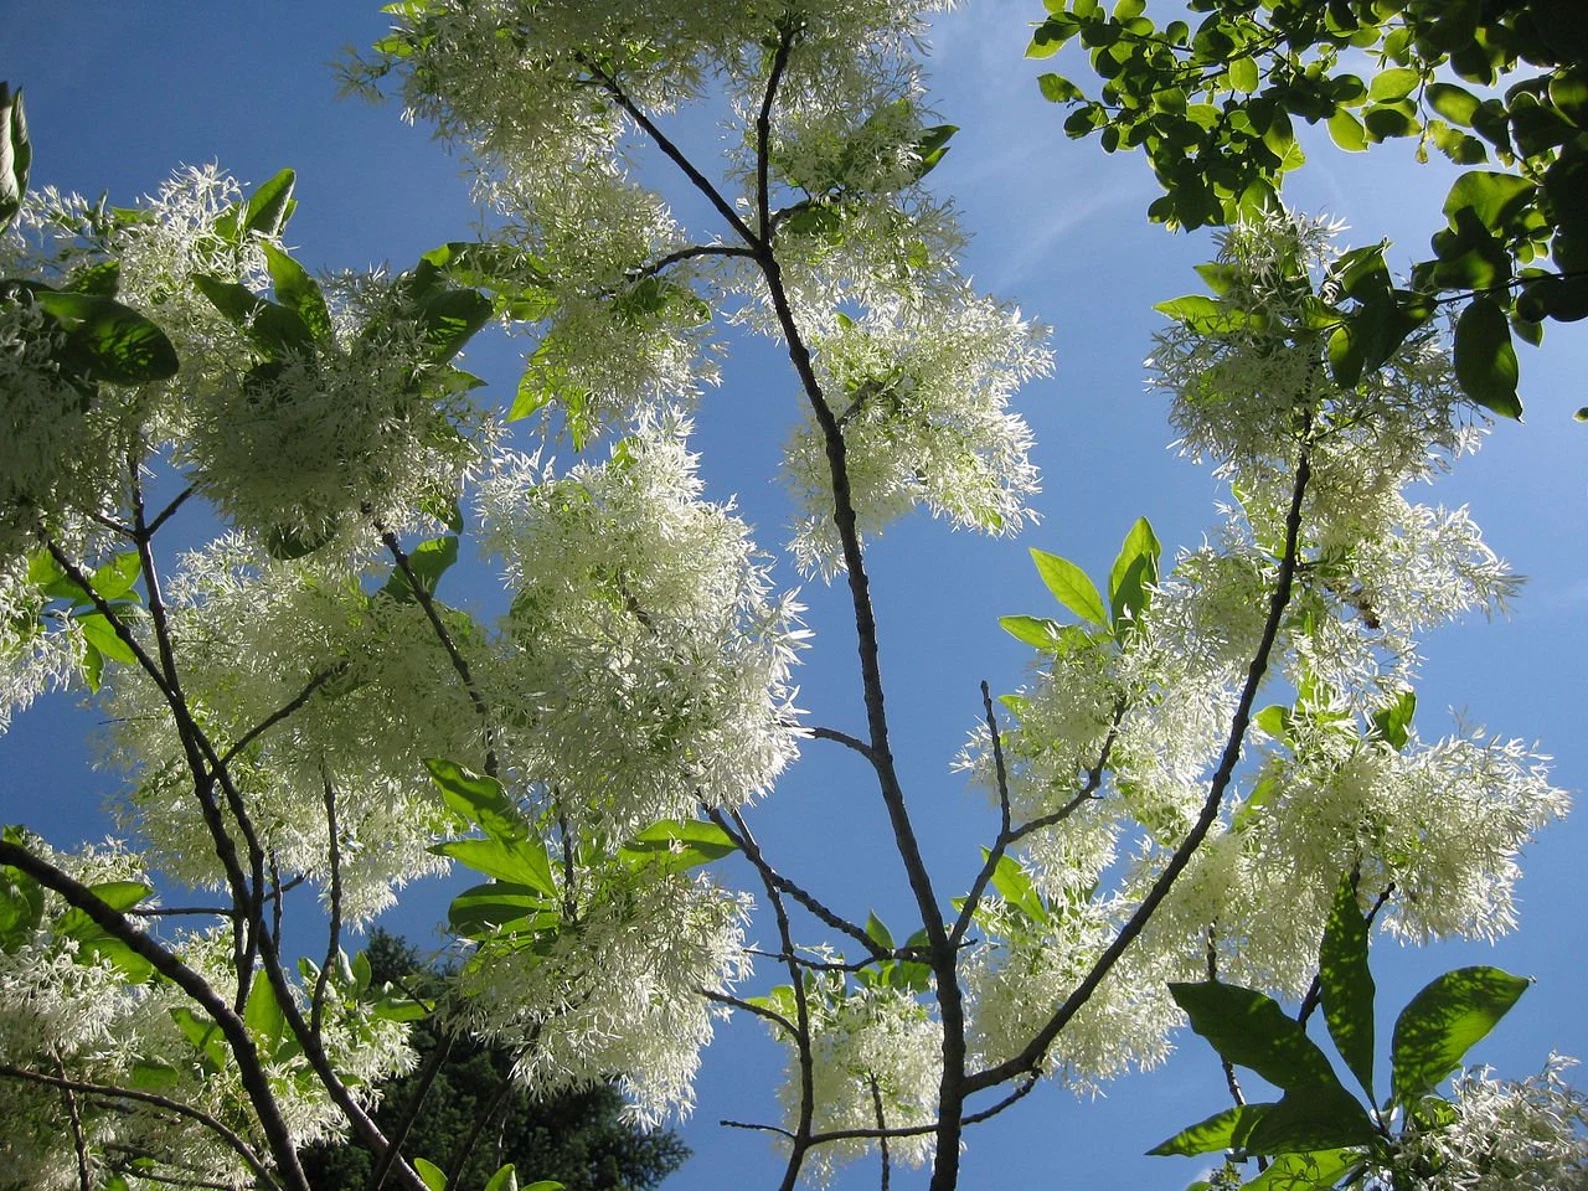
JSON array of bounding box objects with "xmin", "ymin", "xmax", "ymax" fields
[
  {"xmin": 461, "ymin": 866, "xmax": 751, "ymax": 1126},
  {"xmin": 1394, "ymin": 1056, "xmax": 1588, "ymax": 1190},
  {"xmin": 478, "ymin": 419, "xmax": 805, "ymax": 836},
  {"xmin": 785, "ymin": 292, "xmax": 1049, "ymax": 576},
  {"xmin": 105, "ymin": 535, "xmax": 481, "ymax": 921},
  {"xmin": 1148, "ymin": 208, "xmax": 1478, "ymax": 550},
  {"xmin": 787, "ymin": 984, "xmax": 944, "ymax": 1183}
]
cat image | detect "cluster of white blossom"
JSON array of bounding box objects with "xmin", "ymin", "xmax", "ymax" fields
[
  {"xmin": 104, "ymin": 535, "xmax": 481, "ymax": 920},
  {"xmin": 1392, "ymin": 1056, "xmax": 1588, "ymax": 1190},
  {"xmin": 461, "ymin": 864, "xmax": 751, "ymax": 1126},
  {"xmin": 787, "ymin": 983, "xmax": 944, "ymax": 1183},
  {"xmin": 477, "ymin": 419, "xmax": 805, "ymax": 835},
  {"xmin": 784, "ymin": 292, "xmax": 1049, "ymax": 575}
]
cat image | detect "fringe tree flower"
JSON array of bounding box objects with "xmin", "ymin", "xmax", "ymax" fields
[
  {"xmin": 1392, "ymin": 1056, "xmax": 1588, "ymax": 1190},
  {"xmin": 782, "ymin": 983, "xmax": 944, "ymax": 1183},
  {"xmin": 460, "ymin": 866, "xmax": 751, "ymax": 1125},
  {"xmin": 785, "ymin": 290, "xmax": 1049, "ymax": 577},
  {"xmin": 478, "ymin": 419, "xmax": 805, "ymax": 835}
]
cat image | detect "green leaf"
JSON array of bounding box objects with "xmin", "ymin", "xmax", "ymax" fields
[
  {"xmin": 1230, "ymin": 57, "xmax": 1259, "ymax": 95},
  {"xmin": 1108, "ymin": 516, "xmax": 1160, "ymax": 628},
  {"xmin": 1370, "ymin": 690, "xmax": 1415, "ymax": 749},
  {"xmin": 381, "ymin": 536, "xmax": 458, "ymax": 604},
  {"xmin": 998, "ymin": 614, "xmax": 1066, "ymax": 650},
  {"xmin": 1319, "ymin": 875, "xmax": 1375, "ymax": 1100},
  {"xmin": 1442, "ymin": 172, "xmax": 1538, "ymax": 236},
  {"xmin": 1243, "ymin": 1083, "xmax": 1378, "ymax": 1155},
  {"xmin": 0, "ymin": 845, "xmax": 44, "ymax": 951},
  {"xmin": 264, "ymin": 523, "xmax": 337, "ymax": 561},
  {"xmin": 1327, "ymin": 109, "xmax": 1368, "ymax": 152},
  {"xmin": 1169, "ymin": 981, "xmax": 1341, "ymax": 1093},
  {"xmin": 1038, "ymin": 73, "xmax": 1082, "ymax": 104},
  {"xmin": 1369, "ymin": 67, "xmax": 1420, "ymax": 102},
  {"xmin": 243, "ymin": 969, "xmax": 287, "ymax": 1052},
  {"xmin": 447, "ymin": 881, "xmax": 559, "ymax": 939},
  {"xmin": 193, "ymin": 275, "xmax": 314, "ymax": 361},
  {"xmin": 1426, "ymin": 82, "xmax": 1480, "ymax": 127},
  {"xmin": 1147, "ymin": 1103, "xmax": 1272, "ymax": 1156},
  {"xmin": 1029, "ymin": 549, "xmax": 1109, "ymax": 628},
  {"xmin": 56, "ymin": 880, "xmax": 157, "ymax": 981},
  {"xmin": 1241, "ymin": 1149, "xmax": 1360, "ymax": 1189},
  {"xmin": 1454, "ymin": 298, "xmax": 1521, "ymax": 418},
  {"xmin": 241, "ymin": 168, "xmax": 297, "ymax": 239},
  {"xmin": 0, "ymin": 83, "xmax": 31, "ymax": 231},
  {"xmin": 483, "ymin": 1165, "xmax": 519, "ymax": 1191},
  {"xmin": 864, "ymin": 911, "xmax": 895, "ymax": 951},
  {"xmin": 89, "ymin": 552, "xmax": 141, "ymax": 601},
  {"xmin": 68, "ymin": 259, "xmax": 121, "ymax": 298},
  {"xmin": 414, "ymin": 1157, "xmax": 448, "ymax": 1191},
  {"xmin": 261, "ymin": 242, "xmax": 332, "ymax": 343},
  {"xmin": 414, "ymin": 286, "xmax": 493, "ymax": 365},
  {"xmin": 912, "ymin": 123, "xmax": 958, "ymax": 178},
  {"xmin": 128, "ymin": 1059, "xmax": 180, "ymax": 1091},
  {"xmin": 30, "ymin": 289, "xmax": 179, "ymax": 385},
  {"xmin": 431, "ymin": 838, "xmax": 556, "ymax": 896},
  {"xmin": 170, "ymin": 1007, "xmax": 228, "ymax": 1073},
  {"xmin": 985, "ymin": 851, "xmax": 1048, "ymax": 923},
  {"xmin": 77, "ymin": 611, "xmax": 138, "ymax": 665},
  {"xmin": 1391, "ymin": 966, "xmax": 1530, "ymax": 1106},
  {"xmin": 425, "ymin": 759, "xmax": 528, "ymax": 844},
  {"xmin": 617, "ymin": 819, "xmax": 739, "ymax": 873}
]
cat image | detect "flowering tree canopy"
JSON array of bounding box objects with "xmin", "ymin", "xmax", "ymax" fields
[{"xmin": 0, "ymin": 5, "xmax": 1583, "ymax": 1191}]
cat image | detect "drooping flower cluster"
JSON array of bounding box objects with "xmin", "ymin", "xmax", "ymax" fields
[
  {"xmin": 478, "ymin": 418, "xmax": 805, "ymax": 836},
  {"xmin": 460, "ymin": 863, "xmax": 752, "ymax": 1125},
  {"xmin": 784, "ymin": 292, "xmax": 1050, "ymax": 575},
  {"xmin": 1392, "ymin": 1056, "xmax": 1588, "ymax": 1190}
]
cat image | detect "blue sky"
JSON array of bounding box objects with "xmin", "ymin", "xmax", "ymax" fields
[{"xmin": 4, "ymin": 3, "xmax": 1586, "ymax": 1188}]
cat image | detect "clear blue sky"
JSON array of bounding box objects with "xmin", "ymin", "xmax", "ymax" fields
[{"xmin": 4, "ymin": 4, "xmax": 1585, "ymax": 1188}]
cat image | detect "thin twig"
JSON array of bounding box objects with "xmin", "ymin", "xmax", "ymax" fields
[
  {"xmin": 871, "ymin": 1076, "xmax": 892, "ymax": 1191},
  {"xmin": 807, "ymin": 724, "xmax": 876, "ymax": 761},
  {"xmin": 698, "ymin": 987, "xmax": 795, "ymax": 1035},
  {"xmin": 0, "ymin": 1064, "xmax": 279, "ymax": 1190},
  {"xmin": 313, "ymin": 769, "xmax": 344, "ymax": 1036},
  {"xmin": 145, "ymin": 484, "xmax": 196, "ymax": 536},
  {"xmin": 624, "ymin": 243, "xmax": 756, "ymax": 285},
  {"xmin": 1207, "ymin": 924, "xmax": 1246, "ymax": 1107},
  {"xmin": 216, "ymin": 665, "xmax": 347, "ymax": 773}
]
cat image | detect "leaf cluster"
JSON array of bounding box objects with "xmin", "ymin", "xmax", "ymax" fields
[{"xmin": 1026, "ymin": 0, "xmax": 1588, "ymax": 416}]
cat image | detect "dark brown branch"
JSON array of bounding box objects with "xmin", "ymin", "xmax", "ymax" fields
[
  {"xmin": 807, "ymin": 724, "xmax": 876, "ymax": 761},
  {"xmin": 145, "ymin": 484, "xmax": 196, "ymax": 537},
  {"xmin": 721, "ymin": 1118, "xmax": 797, "ymax": 1140},
  {"xmin": 624, "ymin": 243, "xmax": 756, "ymax": 285},
  {"xmin": 370, "ymin": 1030, "xmax": 456, "ymax": 1191},
  {"xmin": 870, "ymin": 1076, "xmax": 891, "ymax": 1191},
  {"xmin": 698, "ymin": 987, "xmax": 795, "ymax": 1036},
  {"xmin": 445, "ymin": 1075, "xmax": 516, "ymax": 1191},
  {"xmin": 757, "ymin": 20, "xmax": 798, "ymax": 241},
  {"xmin": 313, "ymin": 770, "xmax": 344, "ymax": 1036},
  {"xmin": 216, "ymin": 665, "xmax": 348, "ymax": 773}
]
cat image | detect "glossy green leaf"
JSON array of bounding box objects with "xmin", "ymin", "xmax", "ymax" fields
[
  {"xmin": 30, "ymin": 289, "xmax": 180, "ymax": 384},
  {"xmin": 170, "ymin": 1007, "xmax": 229, "ymax": 1072},
  {"xmin": 1442, "ymin": 172, "xmax": 1537, "ymax": 236},
  {"xmin": 1426, "ymin": 82, "xmax": 1480, "ymax": 127},
  {"xmin": 77, "ymin": 612, "xmax": 138, "ymax": 665},
  {"xmin": 447, "ymin": 882, "xmax": 558, "ymax": 939},
  {"xmin": 1370, "ymin": 690, "xmax": 1415, "ymax": 749},
  {"xmin": 483, "ymin": 1165, "xmax": 519, "ymax": 1191},
  {"xmin": 381, "ymin": 535, "xmax": 458, "ymax": 604},
  {"xmin": 193, "ymin": 274, "xmax": 314, "ymax": 360},
  {"xmin": 1169, "ymin": 981, "xmax": 1341, "ymax": 1092},
  {"xmin": 1369, "ymin": 67, "xmax": 1420, "ymax": 102},
  {"xmin": 425, "ymin": 759, "xmax": 528, "ymax": 844},
  {"xmin": 1243, "ymin": 1083, "xmax": 1378, "ymax": 1154},
  {"xmin": 0, "ymin": 82, "xmax": 30, "ymax": 231},
  {"xmin": 1327, "ymin": 108, "xmax": 1368, "ymax": 151},
  {"xmin": 1454, "ymin": 298, "xmax": 1521, "ymax": 418},
  {"xmin": 1147, "ymin": 1102, "xmax": 1271, "ymax": 1156},
  {"xmin": 244, "ymin": 969, "xmax": 287, "ymax": 1052},
  {"xmin": 414, "ymin": 1158, "xmax": 448, "ymax": 1191},
  {"xmin": 1230, "ymin": 57, "xmax": 1259, "ymax": 94},
  {"xmin": 617, "ymin": 819, "xmax": 739, "ymax": 873},
  {"xmin": 261, "ymin": 242, "xmax": 332, "ymax": 343},
  {"xmin": 409, "ymin": 285, "xmax": 488, "ymax": 363},
  {"xmin": 89, "ymin": 552, "xmax": 141, "ymax": 601},
  {"xmin": 985, "ymin": 851, "xmax": 1048, "ymax": 922},
  {"xmin": 998, "ymin": 614, "xmax": 1066, "ymax": 650},
  {"xmin": 1108, "ymin": 516, "xmax": 1160, "ymax": 628},
  {"xmin": 0, "ymin": 844, "xmax": 44, "ymax": 951},
  {"xmin": 1241, "ymin": 1149, "xmax": 1360, "ymax": 1189},
  {"xmin": 1391, "ymin": 966, "xmax": 1530, "ymax": 1106},
  {"xmin": 865, "ymin": 911, "xmax": 895, "ymax": 951},
  {"xmin": 1030, "ymin": 548, "xmax": 1108, "ymax": 627},
  {"xmin": 1038, "ymin": 73, "xmax": 1082, "ymax": 103},
  {"xmin": 432, "ymin": 837, "xmax": 556, "ymax": 896},
  {"xmin": 241, "ymin": 168, "xmax": 296, "ymax": 239},
  {"xmin": 129, "ymin": 1059, "xmax": 180, "ymax": 1090},
  {"xmin": 1319, "ymin": 875, "xmax": 1375, "ymax": 1100}
]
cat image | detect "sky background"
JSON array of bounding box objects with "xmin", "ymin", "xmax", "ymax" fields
[{"xmin": 3, "ymin": 3, "xmax": 1585, "ymax": 1188}]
